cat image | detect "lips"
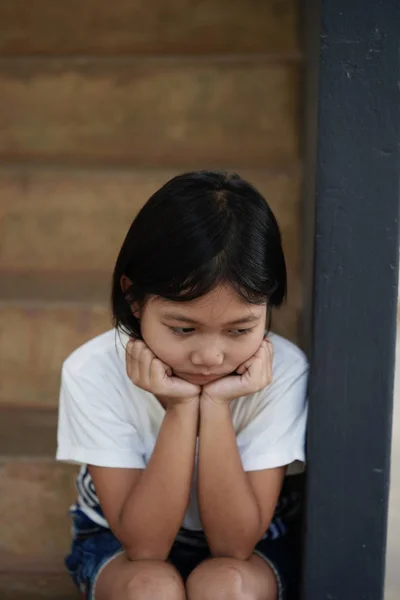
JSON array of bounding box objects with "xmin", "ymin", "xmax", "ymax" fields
[{"xmin": 178, "ymin": 372, "xmax": 223, "ymax": 383}]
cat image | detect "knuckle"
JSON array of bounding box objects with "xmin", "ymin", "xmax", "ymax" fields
[
  {"xmin": 132, "ymin": 340, "xmax": 145, "ymax": 352},
  {"xmin": 138, "ymin": 347, "xmax": 153, "ymax": 362},
  {"xmin": 127, "ymin": 345, "xmax": 140, "ymax": 361}
]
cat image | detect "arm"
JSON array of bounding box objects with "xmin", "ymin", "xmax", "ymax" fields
[
  {"xmin": 90, "ymin": 400, "xmax": 199, "ymax": 561},
  {"xmin": 90, "ymin": 338, "xmax": 201, "ymax": 562},
  {"xmin": 197, "ymin": 396, "xmax": 284, "ymax": 560}
]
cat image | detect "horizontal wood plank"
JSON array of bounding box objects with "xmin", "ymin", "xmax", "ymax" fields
[
  {"xmin": 0, "ymin": 303, "xmax": 111, "ymax": 406},
  {"xmin": 0, "ymin": 167, "xmax": 301, "ymax": 270},
  {"xmin": 0, "ymin": 0, "xmax": 300, "ymax": 56},
  {"xmin": 0, "ymin": 60, "xmax": 300, "ymax": 167},
  {"xmin": 0, "ymin": 461, "xmax": 78, "ymax": 572}
]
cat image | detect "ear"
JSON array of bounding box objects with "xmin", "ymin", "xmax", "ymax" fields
[
  {"xmin": 120, "ymin": 275, "xmax": 141, "ymax": 319},
  {"xmin": 132, "ymin": 305, "xmax": 141, "ymax": 320},
  {"xmin": 120, "ymin": 274, "xmax": 132, "ymax": 294}
]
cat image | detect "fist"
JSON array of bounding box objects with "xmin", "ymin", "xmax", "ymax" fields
[
  {"xmin": 201, "ymin": 339, "xmax": 273, "ymax": 405},
  {"xmin": 126, "ymin": 339, "xmax": 201, "ymax": 406}
]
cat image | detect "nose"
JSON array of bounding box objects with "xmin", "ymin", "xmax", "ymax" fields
[{"xmin": 191, "ymin": 340, "xmax": 224, "ymax": 368}]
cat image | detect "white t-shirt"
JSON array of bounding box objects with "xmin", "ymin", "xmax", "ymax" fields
[{"xmin": 56, "ymin": 329, "xmax": 308, "ymax": 532}]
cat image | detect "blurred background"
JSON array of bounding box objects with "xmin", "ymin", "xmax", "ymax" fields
[{"xmin": 0, "ymin": 1, "xmax": 397, "ymax": 598}]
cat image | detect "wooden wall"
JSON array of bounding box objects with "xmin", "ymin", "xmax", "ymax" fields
[{"xmin": 0, "ymin": 0, "xmax": 303, "ymax": 407}]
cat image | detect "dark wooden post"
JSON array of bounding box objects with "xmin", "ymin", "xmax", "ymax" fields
[{"xmin": 301, "ymin": 1, "xmax": 400, "ymax": 599}]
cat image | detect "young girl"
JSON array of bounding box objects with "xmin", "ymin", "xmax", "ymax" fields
[{"xmin": 56, "ymin": 170, "xmax": 308, "ymax": 600}]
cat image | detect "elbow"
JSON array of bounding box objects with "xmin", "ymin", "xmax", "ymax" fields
[
  {"xmin": 116, "ymin": 523, "xmax": 172, "ymax": 562},
  {"xmin": 208, "ymin": 542, "xmax": 255, "ymax": 562},
  {"xmin": 126, "ymin": 546, "xmax": 170, "ymax": 562},
  {"xmin": 116, "ymin": 512, "xmax": 171, "ymax": 562},
  {"xmin": 207, "ymin": 521, "xmax": 264, "ymax": 562},
  {"xmin": 209, "ymin": 547, "xmax": 253, "ymax": 561}
]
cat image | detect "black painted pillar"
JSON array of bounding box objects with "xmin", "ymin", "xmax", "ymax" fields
[{"xmin": 301, "ymin": 1, "xmax": 400, "ymax": 599}]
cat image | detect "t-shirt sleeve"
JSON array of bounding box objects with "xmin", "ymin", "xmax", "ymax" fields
[
  {"xmin": 56, "ymin": 363, "xmax": 146, "ymax": 469},
  {"xmin": 236, "ymin": 353, "xmax": 308, "ymax": 472}
]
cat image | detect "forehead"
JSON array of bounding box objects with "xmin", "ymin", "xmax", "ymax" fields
[{"xmin": 150, "ymin": 285, "xmax": 266, "ymax": 324}]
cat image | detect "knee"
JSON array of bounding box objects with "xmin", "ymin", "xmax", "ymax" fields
[
  {"xmin": 186, "ymin": 558, "xmax": 246, "ymax": 600},
  {"xmin": 122, "ymin": 561, "xmax": 185, "ymax": 600}
]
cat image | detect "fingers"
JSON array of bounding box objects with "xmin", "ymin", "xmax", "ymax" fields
[
  {"xmin": 126, "ymin": 339, "xmax": 156, "ymax": 391},
  {"xmin": 156, "ymin": 359, "xmax": 173, "ymax": 377},
  {"xmin": 263, "ymin": 338, "xmax": 273, "ymax": 381},
  {"xmin": 126, "ymin": 339, "xmax": 200, "ymax": 401},
  {"xmin": 258, "ymin": 339, "xmax": 273, "ymax": 386},
  {"xmin": 151, "ymin": 360, "xmax": 200, "ymax": 398},
  {"xmin": 236, "ymin": 340, "xmax": 265, "ymax": 373},
  {"xmin": 235, "ymin": 339, "xmax": 273, "ymax": 386},
  {"xmin": 139, "ymin": 346, "xmax": 155, "ymax": 390},
  {"xmin": 150, "ymin": 357, "xmax": 169, "ymax": 392},
  {"xmin": 125, "ymin": 338, "xmax": 136, "ymax": 380}
]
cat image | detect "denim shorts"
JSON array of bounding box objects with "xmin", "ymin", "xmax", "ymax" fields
[{"xmin": 65, "ymin": 508, "xmax": 301, "ymax": 600}]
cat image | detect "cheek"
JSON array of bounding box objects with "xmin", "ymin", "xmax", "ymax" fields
[
  {"xmin": 142, "ymin": 326, "xmax": 185, "ymax": 366},
  {"xmin": 233, "ymin": 331, "xmax": 265, "ymax": 362},
  {"xmin": 157, "ymin": 341, "xmax": 184, "ymax": 366}
]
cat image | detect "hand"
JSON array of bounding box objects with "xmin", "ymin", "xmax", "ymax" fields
[
  {"xmin": 126, "ymin": 339, "xmax": 201, "ymax": 407},
  {"xmin": 201, "ymin": 339, "xmax": 273, "ymax": 405}
]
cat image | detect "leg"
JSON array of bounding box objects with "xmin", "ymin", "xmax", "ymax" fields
[
  {"xmin": 186, "ymin": 554, "xmax": 278, "ymax": 600},
  {"xmin": 94, "ymin": 551, "xmax": 186, "ymax": 600}
]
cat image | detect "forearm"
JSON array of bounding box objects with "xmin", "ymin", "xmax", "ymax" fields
[
  {"xmin": 198, "ymin": 398, "xmax": 261, "ymax": 559},
  {"xmin": 120, "ymin": 401, "xmax": 198, "ymax": 560}
]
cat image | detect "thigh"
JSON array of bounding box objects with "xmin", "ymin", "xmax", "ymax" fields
[
  {"xmin": 65, "ymin": 509, "xmax": 186, "ymax": 599},
  {"xmin": 254, "ymin": 531, "xmax": 302, "ymax": 600},
  {"xmin": 65, "ymin": 527, "xmax": 124, "ymax": 599},
  {"xmin": 186, "ymin": 555, "xmax": 278, "ymax": 600}
]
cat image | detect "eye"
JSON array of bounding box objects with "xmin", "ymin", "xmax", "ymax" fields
[
  {"xmin": 229, "ymin": 328, "xmax": 253, "ymax": 336},
  {"xmin": 169, "ymin": 327, "xmax": 195, "ymax": 336}
]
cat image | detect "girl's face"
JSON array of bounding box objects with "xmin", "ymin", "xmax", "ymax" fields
[{"xmin": 137, "ymin": 284, "xmax": 267, "ymax": 385}]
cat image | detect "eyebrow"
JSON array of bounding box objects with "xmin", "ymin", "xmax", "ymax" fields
[{"xmin": 162, "ymin": 313, "xmax": 260, "ymax": 327}]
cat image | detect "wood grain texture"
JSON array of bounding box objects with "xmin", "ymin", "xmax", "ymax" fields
[
  {"xmin": 0, "ymin": 60, "xmax": 300, "ymax": 167},
  {"xmin": 0, "ymin": 166, "xmax": 301, "ymax": 270},
  {"xmin": 0, "ymin": 0, "xmax": 300, "ymax": 56}
]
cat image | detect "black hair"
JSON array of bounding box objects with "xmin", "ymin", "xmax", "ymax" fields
[{"xmin": 111, "ymin": 170, "xmax": 287, "ymax": 339}]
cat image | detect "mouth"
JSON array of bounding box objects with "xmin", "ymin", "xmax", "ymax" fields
[{"xmin": 177, "ymin": 372, "xmax": 224, "ymax": 384}]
